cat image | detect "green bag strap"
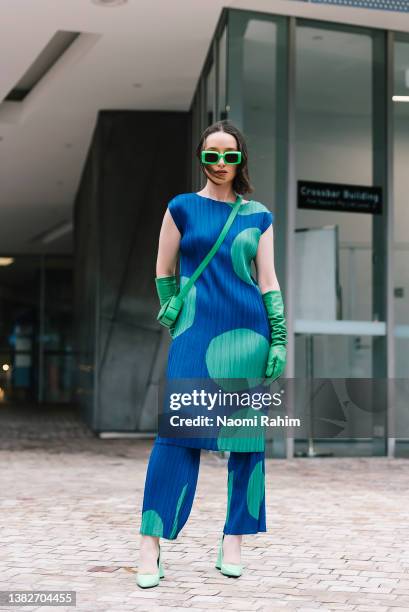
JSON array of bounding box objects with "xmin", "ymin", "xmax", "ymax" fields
[{"xmin": 178, "ymin": 194, "xmax": 243, "ymax": 300}]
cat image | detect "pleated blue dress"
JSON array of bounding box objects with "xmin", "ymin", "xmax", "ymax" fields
[{"xmin": 156, "ymin": 192, "xmax": 274, "ymax": 453}]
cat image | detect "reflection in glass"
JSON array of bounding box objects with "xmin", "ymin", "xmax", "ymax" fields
[
  {"xmin": 218, "ymin": 27, "xmax": 227, "ymax": 120},
  {"xmin": 393, "ymin": 37, "xmax": 409, "ymax": 378},
  {"xmin": 296, "ymin": 23, "xmax": 373, "ymax": 324},
  {"xmin": 294, "ymin": 23, "xmax": 385, "ymax": 456},
  {"xmin": 206, "ymin": 61, "xmax": 215, "ymax": 126},
  {"xmin": 393, "ymin": 37, "xmax": 409, "ymax": 457},
  {"xmin": 243, "ymin": 19, "xmax": 278, "ymax": 208}
]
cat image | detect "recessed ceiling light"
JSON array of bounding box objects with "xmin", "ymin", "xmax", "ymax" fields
[
  {"xmin": 0, "ymin": 257, "xmax": 14, "ymax": 266},
  {"xmin": 91, "ymin": 0, "xmax": 128, "ymax": 6}
]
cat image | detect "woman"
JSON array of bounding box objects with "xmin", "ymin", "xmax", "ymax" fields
[{"xmin": 136, "ymin": 119, "xmax": 287, "ymax": 588}]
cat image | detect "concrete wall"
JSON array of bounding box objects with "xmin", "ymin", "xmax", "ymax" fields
[{"xmin": 74, "ymin": 110, "xmax": 190, "ymax": 432}]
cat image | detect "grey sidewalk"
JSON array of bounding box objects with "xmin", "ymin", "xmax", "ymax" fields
[{"xmin": 1, "ymin": 409, "xmax": 409, "ymax": 611}]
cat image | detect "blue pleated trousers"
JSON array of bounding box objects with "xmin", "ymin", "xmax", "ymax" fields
[{"xmin": 139, "ymin": 439, "xmax": 266, "ymax": 539}]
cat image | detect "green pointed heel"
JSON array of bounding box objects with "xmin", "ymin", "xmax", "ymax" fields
[
  {"xmin": 215, "ymin": 534, "xmax": 243, "ymax": 578},
  {"xmin": 136, "ymin": 543, "xmax": 165, "ymax": 588}
]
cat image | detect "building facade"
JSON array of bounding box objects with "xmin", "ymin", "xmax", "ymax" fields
[{"xmin": 190, "ymin": 8, "xmax": 409, "ymax": 458}]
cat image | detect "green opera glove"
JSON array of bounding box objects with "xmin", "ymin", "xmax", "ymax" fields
[
  {"xmin": 262, "ymin": 290, "xmax": 288, "ymax": 381},
  {"xmin": 155, "ymin": 275, "xmax": 179, "ymax": 338}
]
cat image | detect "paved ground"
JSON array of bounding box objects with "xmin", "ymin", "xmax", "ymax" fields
[{"xmin": 1, "ymin": 405, "xmax": 409, "ymax": 611}]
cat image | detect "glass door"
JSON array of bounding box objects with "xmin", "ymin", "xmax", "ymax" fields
[{"xmin": 294, "ymin": 20, "xmax": 388, "ymax": 457}]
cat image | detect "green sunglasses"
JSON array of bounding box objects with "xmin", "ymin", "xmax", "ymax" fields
[{"xmin": 201, "ymin": 150, "xmax": 242, "ymax": 165}]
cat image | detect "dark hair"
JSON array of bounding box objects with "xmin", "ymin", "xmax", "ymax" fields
[{"xmin": 196, "ymin": 120, "xmax": 254, "ymax": 195}]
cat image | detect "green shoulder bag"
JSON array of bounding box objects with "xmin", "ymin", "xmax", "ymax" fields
[{"xmin": 157, "ymin": 194, "xmax": 243, "ymax": 329}]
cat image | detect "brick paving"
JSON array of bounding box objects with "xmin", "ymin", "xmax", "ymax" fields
[{"xmin": 1, "ymin": 406, "xmax": 409, "ymax": 611}]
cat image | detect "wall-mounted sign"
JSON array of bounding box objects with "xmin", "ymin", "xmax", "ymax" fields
[{"xmin": 297, "ymin": 180, "xmax": 382, "ymax": 214}]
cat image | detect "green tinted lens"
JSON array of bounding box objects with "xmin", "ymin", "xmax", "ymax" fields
[
  {"xmin": 201, "ymin": 151, "xmax": 220, "ymax": 164},
  {"xmin": 224, "ymin": 151, "xmax": 241, "ymax": 164}
]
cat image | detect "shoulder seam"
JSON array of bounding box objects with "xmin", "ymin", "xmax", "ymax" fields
[{"xmin": 251, "ymin": 201, "xmax": 270, "ymax": 213}]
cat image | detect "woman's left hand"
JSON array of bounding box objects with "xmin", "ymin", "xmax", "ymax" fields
[{"xmin": 265, "ymin": 344, "xmax": 287, "ymax": 380}]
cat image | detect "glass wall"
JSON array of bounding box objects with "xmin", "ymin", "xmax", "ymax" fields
[
  {"xmin": 227, "ymin": 11, "xmax": 287, "ymax": 211},
  {"xmin": 191, "ymin": 17, "xmax": 229, "ymax": 192},
  {"xmin": 295, "ymin": 22, "xmax": 373, "ymax": 322},
  {"xmin": 294, "ymin": 21, "xmax": 387, "ymax": 457},
  {"xmin": 0, "ymin": 255, "xmax": 75, "ymax": 405},
  {"xmin": 190, "ymin": 8, "xmax": 404, "ymax": 457},
  {"xmin": 393, "ymin": 35, "xmax": 409, "ymax": 457},
  {"xmin": 218, "ymin": 27, "xmax": 227, "ymax": 120},
  {"xmin": 206, "ymin": 60, "xmax": 215, "ymax": 127}
]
